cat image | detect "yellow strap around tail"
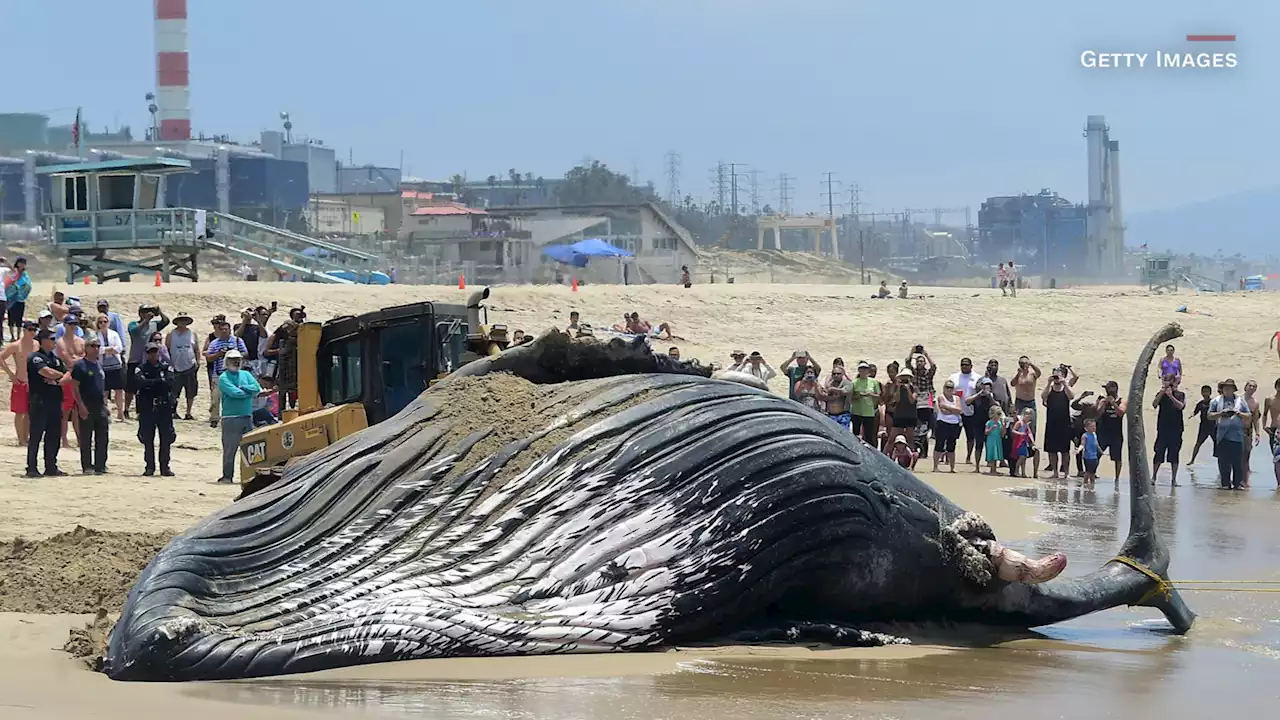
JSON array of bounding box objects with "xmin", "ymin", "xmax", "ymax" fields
[{"xmin": 1109, "ymin": 555, "xmax": 1174, "ymax": 605}]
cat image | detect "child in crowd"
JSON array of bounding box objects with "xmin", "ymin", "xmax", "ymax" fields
[
  {"xmin": 984, "ymin": 406, "xmax": 1005, "ymax": 475},
  {"xmin": 1080, "ymin": 418, "xmax": 1101, "ymax": 485},
  {"xmin": 890, "ymin": 434, "xmax": 918, "ymax": 470},
  {"xmin": 1188, "ymin": 384, "xmax": 1215, "ymax": 464},
  {"xmin": 1012, "ymin": 407, "xmax": 1035, "ymax": 478},
  {"xmin": 251, "ymin": 374, "xmax": 280, "ymax": 427}
]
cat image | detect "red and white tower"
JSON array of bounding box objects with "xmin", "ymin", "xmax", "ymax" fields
[{"xmin": 154, "ymin": 0, "xmax": 191, "ymax": 140}]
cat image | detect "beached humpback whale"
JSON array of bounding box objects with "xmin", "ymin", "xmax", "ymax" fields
[{"xmin": 104, "ymin": 325, "xmax": 1194, "ymax": 681}]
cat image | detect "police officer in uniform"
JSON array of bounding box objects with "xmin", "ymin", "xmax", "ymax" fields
[
  {"xmin": 26, "ymin": 329, "xmax": 68, "ymax": 477},
  {"xmin": 134, "ymin": 342, "xmax": 176, "ymax": 476}
]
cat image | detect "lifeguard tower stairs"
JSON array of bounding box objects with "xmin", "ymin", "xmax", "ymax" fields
[
  {"xmin": 1143, "ymin": 256, "xmax": 1228, "ymax": 293},
  {"xmin": 39, "ymin": 156, "xmax": 378, "ymax": 284}
]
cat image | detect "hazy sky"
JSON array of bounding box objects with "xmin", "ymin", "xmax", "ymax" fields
[{"xmin": 7, "ymin": 0, "xmax": 1273, "ymax": 214}]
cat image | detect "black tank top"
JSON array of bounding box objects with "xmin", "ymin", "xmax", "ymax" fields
[
  {"xmin": 1098, "ymin": 397, "xmax": 1123, "ymax": 435},
  {"xmin": 1045, "ymin": 388, "xmax": 1070, "ymax": 425},
  {"xmin": 894, "ymin": 385, "xmax": 915, "ymax": 422}
]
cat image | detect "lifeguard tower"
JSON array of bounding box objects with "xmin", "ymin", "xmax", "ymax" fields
[{"xmin": 39, "ymin": 155, "xmax": 378, "ymax": 284}]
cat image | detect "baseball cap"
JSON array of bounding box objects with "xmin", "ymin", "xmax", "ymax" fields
[
  {"xmin": 897, "ymin": 368, "xmax": 913, "ymax": 378},
  {"xmin": 64, "ymin": 314, "xmax": 79, "ymax": 323},
  {"xmin": 38, "ymin": 309, "xmax": 53, "ymax": 319},
  {"xmin": 36, "ymin": 330, "xmax": 55, "ymax": 341},
  {"xmin": 225, "ymin": 349, "xmax": 243, "ymax": 360},
  {"xmin": 731, "ymin": 349, "xmax": 746, "ymax": 356},
  {"xmin": 857, "ymin": 361, "xmax": 870, "ymax": 369},
  {"xmin": 97, "ymin": 299, "xmax": 110, "ymax": 308},
  {"xmin": 894, "ymin": 434, "xmax": 907, "ymax": 445},
  {"xmin": 145, "ymin": 342, "xmax": 161, "ymax": 352}
]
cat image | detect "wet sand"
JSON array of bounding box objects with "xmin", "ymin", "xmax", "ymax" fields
[{"xmin": 0, "ymin": 280, "xmax": 1277, "ymax": 717}]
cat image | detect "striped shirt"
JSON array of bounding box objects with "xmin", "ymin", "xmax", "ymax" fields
[{"xmin": 205, "ymin": 336, "xmax": 247, "ymax": 376}]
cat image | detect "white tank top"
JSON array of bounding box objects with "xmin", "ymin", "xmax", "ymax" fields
[{"xmin": 168, "ymin": 329, "xmax": 198, "ymax": 372}]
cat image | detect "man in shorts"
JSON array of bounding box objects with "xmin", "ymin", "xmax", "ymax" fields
[
  {"xmin": 1264, "ymin": 378, "xmax": 1280, "ymax": 488},
  {"xmin": 166, "ymin": 312, "xmax": 200, "ymax": 420},
  {"xmin": 0, "ymin": 320, "xmax": 39, "ymax": 445}
]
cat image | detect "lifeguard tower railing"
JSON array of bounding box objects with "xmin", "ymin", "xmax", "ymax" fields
[{"xmin": 38, "ymin": 156, "xmax": 378, "ymax": 284}]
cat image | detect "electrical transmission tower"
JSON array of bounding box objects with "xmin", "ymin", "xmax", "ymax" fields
[
  {"xmin": 711, "ymin": 162, "xmax": 728, "ymax": 213},
  {"xmin": 748, "ymin": 169, "xmax": 761, "ymax": 214},
  {"xmin": 778, "ymin": 173, "xmax": 794, "ymax": 215},
  {"xmin": 664, "ymin": 151, "xmax": 682, "ymax": 206},
  {"xmin": 848, "ymin": 184, "xmax": 861, "ymax": 218}
]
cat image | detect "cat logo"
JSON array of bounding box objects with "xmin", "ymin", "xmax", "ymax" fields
[
  {"xmin": 243, "ymin": 440, "xmax": 267, "ymax": 466},
  {"xmin": 281, "ymin": 431, "xmax": 294, "ymax": 450}
]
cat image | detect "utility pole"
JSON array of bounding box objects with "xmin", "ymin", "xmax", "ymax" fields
[
  {"xmin": 664, "ymin": 150, "xmax": 682, "ymax": 207},
  {"xmin": 821, "ymin": 172, "xmax": 842, "ymax": 218},
  {"xmin": 727, "ymin": 163, "xmax": 745, "ymax": 217},
  {"xmin": 778, "ymin": 173, "xmax": 794, "ymax": 215},
  {"xmin": 820, "ymin": 172, "xmax": 842, "ymax": 256}
]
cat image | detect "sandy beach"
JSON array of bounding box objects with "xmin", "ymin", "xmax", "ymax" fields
[{"xmin": 0, "ymin": 279, "xmax": 1275, "ymax": 715}]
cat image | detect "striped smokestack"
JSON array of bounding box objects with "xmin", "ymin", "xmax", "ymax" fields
[{"xmin": 154, "ymin": 0, "xmax": 191, "ymax": 140}]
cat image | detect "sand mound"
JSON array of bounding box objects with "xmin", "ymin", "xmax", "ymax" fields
[
  {"xmin": 0, "ymin": 526, "xmax": 173, "ymax": 613},
  {"xmin": 62, "ymin": 609, "xmax": 114, "ymax": 670}
]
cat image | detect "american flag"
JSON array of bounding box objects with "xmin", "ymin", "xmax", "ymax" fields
[
  {"xmin": 72, "ymin": 107, "xmax": 81, "ymax": 150},
  {"xmin": 1140, "ymin": 243, "xmax": 1147, "ymax": 249}
]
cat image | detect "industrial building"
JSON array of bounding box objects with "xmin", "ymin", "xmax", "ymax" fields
[
  {"xmin": 977, "ymin": 190, "xmax": 1088, "ymax": 275},
  {"xmin": 976, "ymin": 115, "xmax": 1126, "ymax": 279}
]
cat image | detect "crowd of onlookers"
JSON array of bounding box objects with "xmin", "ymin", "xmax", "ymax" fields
[
  {"xmin": 715, "ymin": 344, "xmax": 1277, "ymax": 491},
  {"xmin": 2, "ymin": 255, "xmax": 301, "ymax": 483}
]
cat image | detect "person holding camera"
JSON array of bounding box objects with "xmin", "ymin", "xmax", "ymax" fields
[
  {"xmin": 1040, "ymin": 366, "xmax": 1075, "ymax": 479},
  {"xmin": 1151, "ymin": 373, "xmax": 1187, "ymax": 485},
  {"xmin": 124, "ymin": 304, "xmax": 169, "ymax": 419},
  {"xmin": 1095, "ymin": 380, "xmax": 1127, "ymax": 483},
  {"xmin": 1011, "ymin": 355, "xmax": 1042, "ymax": 435},
  {"xmin": 1209, "ymin": 379, "xmax": 1250, "ymax": 490}
]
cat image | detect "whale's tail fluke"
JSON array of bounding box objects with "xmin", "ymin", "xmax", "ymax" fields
[
  {"xmin": 1116, "ymin": 321, "xmax": 1195, "ymax": 633},
  {"xmin": 979, "ymin": 322, "xmax": 1195, "ymax": 634}
]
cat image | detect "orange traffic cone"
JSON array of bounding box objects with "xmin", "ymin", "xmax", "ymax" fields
[
  {"xmin": 571, "ymin": 277, "xmax": 578, "ymax": 292},
  {"xmin": 458, "ymin": 273, "xmax": 466, "ymax": 290},
  {"xmin": 154, "ymin": 270, "xmax": 162, "ymax": 287}
]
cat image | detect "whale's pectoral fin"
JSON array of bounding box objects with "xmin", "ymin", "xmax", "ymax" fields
[{"xmin": 720, "ymin": 621, "xmax": 910, "ymax": 648}]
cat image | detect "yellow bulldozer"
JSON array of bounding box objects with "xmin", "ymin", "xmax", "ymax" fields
[{"xmin": 237, "ymin": 287, "xmax": 507, "ymax": 490}]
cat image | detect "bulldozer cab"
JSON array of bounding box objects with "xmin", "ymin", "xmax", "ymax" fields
[{"xmin": 317, "ymin": 301, "xmax": 468, "ymax": 424}]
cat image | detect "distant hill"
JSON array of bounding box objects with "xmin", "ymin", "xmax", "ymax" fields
[{"xmin": 1125, "ymin": 187, "xmax": 1278, "ymax": 258}]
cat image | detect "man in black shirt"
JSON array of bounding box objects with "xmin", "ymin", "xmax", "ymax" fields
[
  {"xmin": 1152, "ymin": 373, "xmax": 1187, "ymax": 486},
  {"xmin": 134, "ymin": 343, "xmax": 177, "ymax": 476},
  {"xmin": 70, "ymin": 337, "xmax": 109, "ymax": 474},
  {"xmin": 25, "ymin": 330, "xmax": 67, "ymax": 477}
]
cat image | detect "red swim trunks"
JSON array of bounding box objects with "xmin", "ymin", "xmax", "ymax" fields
[
  {"xmin": 62, "ymin": 381, "xmax": 76, "ymax": 412},
  {"xmin": 9, "ymin": 381, "xmax": 28, "ymax": 414}
]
